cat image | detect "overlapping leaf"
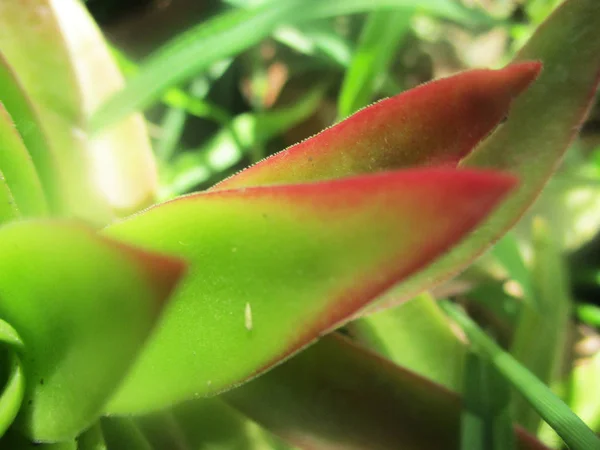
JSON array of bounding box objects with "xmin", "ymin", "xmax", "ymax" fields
[
  {"xmin": 213, "ymin": 62, "xmax": 540, "ymax": 190},
  {"xmin": 0, "ymin": 0, "xmax": 157, "ymax": 222},
  {"xmin": 103, "ymin": 169, "xmax": 514, "ymax": 414},
  {"xmin": 0, "ymin": 55, "xmax": 59, "ymax": 209},
  {"xmin": 225, "ymin": 334, "xmax": 547, "ymax": 450},
  {"xmin": 377, "ymin": 0, "xmax": 600, "ymax": 304},
  {"xmin": 0, "ymin": 103, "xmax": 47, "ymax": 217},
  {"xmin": 0, "ymin": 221, "xmax": 184, "ymax": 441},
  {"xmin": 216, "ymin": 0, "xmax": 600, "ymax": 310}
]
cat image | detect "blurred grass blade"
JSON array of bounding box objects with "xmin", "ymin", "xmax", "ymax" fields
[
  {"xmin": 164, "ymin": 84, "xmax": 326, "ymax": 197},
  {"xmin": 490, "ymin": 232, "xmax": 534, "ymax": 304},
  {"xmin": 273, "ymin": 24, "xmax": 352, "ymax": 67},
  {"xmin": 156, "ymin": 107, "xmax": 187, "ymax": 163},
  {"xmin": 112, "ymin": 47, "xmax": 233, "ymax": 126},
  {"xmin": 231, "ymin": 0, "xmax": 496, "ymax": 29},
  {"xmin": 461, "ymin": 351, "xmax": 516, "ymax": 450},
  {"xmin": 510, "ymin": 219, "xmax": 571, "ymax": 432},
  {"xmin": 577, "ymin": 304, "xmax": 600, "ymax": 328},
  {"xmin": 338, "ymin": 10, "xmax": 412, "ymax": 118},
  {"xmin": 567, "ymin": 349, "xmax": 600, "ymax": 434},
  {"xmin": 349, "ymin": 292, "xmax": 466, "ymax": 391},
  {"xmin": 0, "ymin": 103, "xmax": 48, "ymax": 216},
  {"xmin": 89, "ymin": 1, "xmax": 307, "ymax": 132},
  {"xmin": 225, "ymin": 334, "xmax": 547, "ymax": 450},
  {"xmin": 441, "ymin": 301, "xmax": 600, "ymax": 450}
]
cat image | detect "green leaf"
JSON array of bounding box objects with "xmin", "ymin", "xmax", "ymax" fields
[
  {"xmin": 0, "ymin": 103, "xmax": 48, "ymax": 216},
  {"xmin": 337, "ymin": 10, "xmax": 412, "ymax": 118},
  {"xmin": 0, "ymin": 428, "xmax": 77, "ymax": 450},
  {"xmin": 566, "ymin": 350, "xmax": 600, "ymax": 434},
  {"xmin": 349, "ymin": 292, "xmax": 466, "ymax": 391},
  {"xmin": 0, "ymin": 169, "xmax": 20, "ymax": 225},
  {"xmin": 441, "ymin": 301, "xmax": 600, "ymax": 450},
  {"xmin": 461, "ymin": 352, "xmax": 516, "ymax": 450},
  {"xmin": 0, "ymin": 320, "xmax": 25, "ymax": 438},
  {"xmin": 490, "ymin": 232, "xmax": 534, "ymax": 304},
  {"xmin": 76, "ymin": 423, "xmax": 107, "ymax": 450},
  {"xmin": 0, "ymin": 221, "xmax": 184, "ymax": 441},
  {"xmin": 224, "ymin": 334, "xmax": 546, "ymax": 450},
  {"xmin": 104, "ymin": 169, "xmax": 514, "ymax": 414},
  {"xmin": 577, "ymin": 304, "xmax": 600, "ymax": 328},
  {"xmin": 0, "ymin": 54, "xmax": 60, "ymax": 210},
  {"xmin": 510, "ymin": 219, "xmax": 571, "ymax": 432},
  {"xmin": 100, "ymin": 417, "xmax": 152, "ymax": 450},
  {"xmin": 228, "ymin": 0, "xmax": 496, "ymax": 29},
  {"xmin": 0, "ymin": 0, "xmax": 157, "ymax": 221}
]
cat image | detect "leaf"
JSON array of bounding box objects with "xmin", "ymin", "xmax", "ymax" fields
[
  {"xmin": 490, "ymin": 232, "xmax": 534, "ymax": 304},
  {"xmin": 76, "ymin": 423, "xmax": 106, "ymax": 450},
  {"xmin": 566, "ymin": 349, "xmax": 600, "ymax": 433},
  {"xmin": 224, "ymin": 334, "xmax": 547, "ymax": 450},
  {"xmin": 290, "ymin": 0, "xmax": 496, "ymax": 29},
  {"xmin": 0, "ymin": 54, "xmax": 60, "ymax": 209},
  {"xmin": 461, "ymin": 352, "xmax": 516, "ymax": 450},
  {"xmin": 0, "ymin": 103, "xmax": 48, "ymax": 216},
  {"xmin": 0, "ymin": 169, "xmax": 20, "ymax": 225},
  {"xmin": 0, "ymin": 221, "xmax": 185, "ymax": 441},
  {"xmin": 337, "ymin": 10, "xmax": 412, "ymax": 118},
  {"xmin": 348, "ymin": 292, "xmax": 466, "ymax": 391},
  {"xmin": 213, "ymin": 63, "xmax": 541, "ymax": 190},
  {"xmin": 0, "ymin": 320, "xmax": 25, "ymax": 438},
  {"xmin": 351, "ymin": 0, "xmax": 600, "ymax": 313},
  {"xmin": 441, "ymin": 301, "xmax": 600, "ymax": 450},
  {"xmin": 0, "ymin": 0, "xmax": 157, "ymax": 221},
  {"xmin": 510, "ymin": 219, "xmax": 571, "ymax": 432},
  {"xmin": 386, "ymin": 0, "xmax": 600, "ymax": 302},
  {"xmin": 0, "ymin": 428, "xmax": 77, "ymax": 450},
  {"xmin": 100, "ymin": 418, "xmax": 152, "ymax": 450},
  {"xmin": 103, "ymin": 168, "xmax": 515, "ymax": 414},
  {"xmin": 227, "ymin": 0, "xmax": 496, "ymax": 29}
]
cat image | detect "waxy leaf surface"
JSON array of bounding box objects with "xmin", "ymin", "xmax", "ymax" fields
[
  {"xmin": 103, "ymin": 169, "xmax": 514, "ymax": 414},
  {"xmin": 0, "ymin": 54, "xmax": 59, "ymax": 209},
  {"xmin": 0, "ymin": 222, "xmax": 184, "ymax": 441},
  {"xmin": 0, "ymin": 170, "xmax": 19, "ymax": 225},
  {"xmin": 0, "ymin": 103, "xmax": 47, "ymax": 216},
  {"xmin": 214, "ymin": 62, "xmax": 540, "ymax": 190},
  {"xmin": 225, "ymin": 334, "xmax": 548, "ymax": 450},
  {"xmin": 0, "ymin": 0, "xmax": 157, "ymax": 221}
]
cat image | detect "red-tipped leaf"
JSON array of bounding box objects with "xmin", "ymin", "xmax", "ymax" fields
[
  {"xmin": 214, "ymin": 62, "xmax": 540, "ymax": 190},
  {"xmin": 103, "ymin": 168, "xmax": 515, "ymax": 414}
]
